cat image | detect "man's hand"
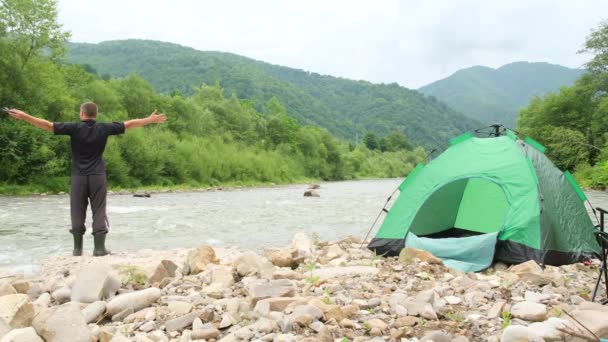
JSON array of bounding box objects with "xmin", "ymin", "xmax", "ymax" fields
[
  {"xmin": 125, "ymin": 110, "xmax": 168, "ymax": 130},
  {"xmin": 6, "ymin": 108, "xmax": 53, "ymax": 132},
  {"xmin": 148, "ymin": 110, "xmax": 167, "ymax": 124},
  {"xmin": 8, "ymin": 109, "xmax": 27, "ymax": 120}
]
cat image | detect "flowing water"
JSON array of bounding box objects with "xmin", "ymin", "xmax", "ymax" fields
[
  {"xmin": 2, "ymin": 179, "xmax": 608, "ymax": 276},
  {"xmin": 0, "ymin": 179, "xmax": 402, "ymax": 275}
]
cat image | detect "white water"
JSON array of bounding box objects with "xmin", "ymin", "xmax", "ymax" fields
[
  {"xmin": 0, "ymin": 179, "xmax": 401, "ymax": 275},
  {"xmin": 1, "ymin": 179, "xmax": 607, "ymax": 276}
]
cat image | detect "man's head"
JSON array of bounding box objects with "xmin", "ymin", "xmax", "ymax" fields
[{"xmin": 79, "ymin": 102, "xmax": 98, "ymax": 120}]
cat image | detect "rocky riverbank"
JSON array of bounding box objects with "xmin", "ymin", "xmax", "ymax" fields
[{"xmin": 0, "ymin": 234, "xmax": 607, "ymax": 342}]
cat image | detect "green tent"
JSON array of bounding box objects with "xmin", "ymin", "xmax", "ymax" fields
[{"xmin": 368, "ymin": 132, "xmax": 600, "ymax": 272}]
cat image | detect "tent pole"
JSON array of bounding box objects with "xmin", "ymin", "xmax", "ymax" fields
[{"xmin": 360, "ymin": 187, "xmax": 399, "ymax": 249}]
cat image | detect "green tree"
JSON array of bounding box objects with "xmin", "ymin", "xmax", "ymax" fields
[
  {"xmin": 580, "ymin": 19, "xmax": 608, "ymax": 74},
  {"xmin": 363, "ymin": 132, "xmax": 378, "ymax": 150}
]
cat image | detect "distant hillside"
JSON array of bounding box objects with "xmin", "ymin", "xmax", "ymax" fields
[
  {"xmin": 67, "ymin": 40, "xmax": 481, "ymax": 148},
  {"xmin": 418, "ymin": 62, "xmax": 584, "ymax": 127}
]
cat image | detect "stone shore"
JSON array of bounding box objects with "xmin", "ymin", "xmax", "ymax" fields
[{"xmin": 0, "ymin": 233, "xmax": 607, "ymax": 341}]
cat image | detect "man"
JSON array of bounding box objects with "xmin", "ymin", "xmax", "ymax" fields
[{"xmin": 7, "ymin": 102, "xmax": 167, "ymax": 256}]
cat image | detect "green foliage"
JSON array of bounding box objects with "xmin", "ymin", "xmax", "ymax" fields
[
  {"xmin": 66, "ymin": 39, "xmax": 481, "ymax": 149},
  {"xmin": 501, "ymin": 311, "xmax": 512, "ymax": 329},
  {"xmin": 0, "ymin": 1, "xmax": 426, "ymax": 194},
  {"xmin": 420, "ymin": 62, "xmax": 583, "ymax": 127},
  {"xmin": 580, "ymin": 19, "xmax": 608, "ymax": 74},
  {"xmin": 445, "ymin": 310, "xmax": 465, "ymax": 322},
  {"xmin": 121, "ymin": 265, "xmax": 147, "ymax": 286},
  {"xmin": 517, "ymin": 20, "xmax": 608, "ymax": 189}
]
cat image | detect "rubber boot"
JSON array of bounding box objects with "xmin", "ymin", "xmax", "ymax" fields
[
  {"xmin": 93, "ymin": 233, "xmax": 111, "ymax": 256},
  {"xmin": 72, "ymin": 233, "xmax": 83, "ymax": 256}
]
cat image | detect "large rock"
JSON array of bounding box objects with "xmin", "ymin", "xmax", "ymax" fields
[
  {"xmin": 70, "ymin": 263, "xmax": 121, "ymax": 303},
  {"xmin": 510, "ymin": 301, "xmax": 547, "ymax": 322},
  {"xmin": 263, "ymin": 248, "xmax": 303, "ymax": 269},
  {"xmin": 211, "ymin": 265, "xmax": 235, "ymax": 287},
  {"xmin": 183, "ymin": 246, "xmax": 218, "ymax": 275},
  {"xmin": 106, "ymin": 288, "xmax": 162, "ymax": 316},
  {"xmin": 82, "ymin": 301, "xmax": 107, "ymax": 324},
  {"xmin": 398, "ymin": 247, "xmax": 442, "ymax": 265},
  {"xmin": 148, "ymin": 260, "xmax": 178, "ymax": 284},
  {"xmin": 247, "ymin": 279, "xmax": 295, "ymax": 305},
  {"xmin": 318, "ymin": 245, "xmax": 345, "ymax": 264},
  {"xmin": 0, "ymin": 294, "xmax": 34, "ymax": 329},
  {"xmin": 303, "ymin": 189, "xmax": 320, "ymax": 197},
  {"xmin": 569, "ymin": 302, "xmax": 608, "ymax": 338},
  {"xmin": 500, "ymin": 325, "xmax": 543, "ymax": 342},
  {"xmin": 32, "ymin": 303, "xmax": 92, "ymax": 342},
  {"xmin": 527, "ymin": 317, "xmax": 577, "ymax": 341},
  {"xmin": 0, "ymin": 282, "xmax": 16, "ymax": 297},
  {"xmin": 509, "ymin": 260, "xmax": 550, "ymax": 285},
  {"xmin": 0, "ymin": 327, "xmax": 44, "ymax": 342},
  {"xmin": 234, "ymin": 252, "xmax": 273, "ymax": 279},
  {"xmin": 291, "ymin": 233, "xmax": 313, "ymax": 258},
  {"xmin": 0, "ymin": 319, "xmax": 9, "ymax": 339}
]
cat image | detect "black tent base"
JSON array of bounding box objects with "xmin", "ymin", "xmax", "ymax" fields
[{"xmin": 367, "ymin": 236, "xmax": 597, "ymax": 267}]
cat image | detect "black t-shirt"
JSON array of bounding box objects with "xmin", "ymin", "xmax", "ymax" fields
[{"xmin": 53, "ymin": 120, "xmax": 125, "ymax": 175}]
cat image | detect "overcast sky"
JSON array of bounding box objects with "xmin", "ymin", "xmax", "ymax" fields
[{"xmin": 57, "ymin": 0, "xmax": 608, "ymax": 88}]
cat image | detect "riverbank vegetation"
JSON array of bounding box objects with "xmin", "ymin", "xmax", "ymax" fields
[
  {"xmin": 0, "ymin": 0, "xmax": 424, "ymax": 195},
  {"xmin": 518, "ymin": 20, "xmax": 608, "ymax": 189}
]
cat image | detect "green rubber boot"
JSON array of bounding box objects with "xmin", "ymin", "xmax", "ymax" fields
[
  {"xmin": 93, "ymin": 233, "xmax": 111, "ymax": 256},
  {"xmin": 72, "ymin": 234, "xmax": 83, "ymax": 256}
]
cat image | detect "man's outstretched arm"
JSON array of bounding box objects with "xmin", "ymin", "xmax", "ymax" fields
[
  {"xmin": 7, "ymin": 109, "xmax": 53, "ymax": 132},
  {"xmin": 125, "ymin": 111, "xmax": 167, "ymax": 130}
]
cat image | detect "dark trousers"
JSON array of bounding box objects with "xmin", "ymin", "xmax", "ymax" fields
[{"xmin": 70, "ymin": 174, "xmax": 108, "ymax": 235}]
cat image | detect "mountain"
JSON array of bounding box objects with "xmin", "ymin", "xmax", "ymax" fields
[
  {"xmin": 418, "ymin": 62, "xmax": 584, "ymax": 128},
  {"xmin": 67, "ymin": 39, "xmax": 481, "ymax": 149}
]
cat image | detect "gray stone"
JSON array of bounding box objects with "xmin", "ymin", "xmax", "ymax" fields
[
  {"xmin": 487, "ymin": 300, "xmax": 506, "ymax": 319},
  {"xmin": 510, "ymin": 301, "xmax": 547, "ymax": 322},
  {"xmin": 32, "ymin": 293, "xmax": 50, "ymax": 308},
  {"xmin": 211, "ymin": 266, "xmax": 235, "ymax": 287},
  {"xmin": 70, "ymin": 263, "xmax": 121, "ymax": 303},
  {"xmin": 111, "ymin": 307, "xmax": 133, "ymax": 322},
  {"xmin": 509, "ymin": 260, "xmax": 550, "ymax": 286},
  {"xmin": 0, "ymin": 282, "xmax": 16, "ymax": 297},
  {"xmin": 263, "ymin": 248, "xmax": 303, "ymax": 268},
  {"xmin": 528, "ymin": 317, "xmax": 576, "ymax": 340},
  {"xmin": 32, "ymin": 302, "xmax": 92, "ymax": 342},
  {"xmin": 106, "ymin": 288, "xmax": 162, "ymax": 316},
  {"xmin": 82, "ymin": 301, "xmax": 107, "ymax": 324},
  {"xmin": 165, "ymin": 312, "xmax": 199, "ymax": 332},
  {"xmin": 219, "ymin": 313, "xmax": 238, "ymax": 329},
  {"xmin": 148, "ymin": 260, "xmax": 178, "ymax": 284},
  {"xmin": 255, "ymin": 318, "xmax": 278, "ymax": 334},
  {"xmin": 420, "ymin": 331, "xmax": 452, "ymax": 342},
  {"xmin": 570, "ymin": 304, "xmax": 608, "ymax": 338},
  {"xmin": 50, "ymin": 287, "xmax": 70, "ymax": 304},
  {"xmin": 0, "ymin": 327, "xmax": 44, "ymax": 342},
  {"xmin": 190, "ymin": 328, "xmax": 220, "ymax": 340},
  {"xmin": 247, "ymin": 279, "xmax": 295, "ymax": 305},
  {"xmin": 0, "ymin": 294, "xmax": 34, "ymax": 329},
  {"xmin": 183, "ymin": 246, "xmax": 217, "ymax": 275},
  {"xmin": 234, "ymin": 252, "xmax": 274, "ymax": 279},
  {"xmin": 500, "ymin": 325, "xmax": 543, "ymax": 342},
  {"xmin": 167, "ymin": 301, "xmax": 192, "ymax": 315},
  {"xmin": 403, "ymin": 301, "xmax": 438, "ymax": 320}
]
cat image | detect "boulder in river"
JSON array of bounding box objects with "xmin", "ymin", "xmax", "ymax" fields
[{"xmin": 303, "ymin": 189, "xmax": 320, "ymax": 197}]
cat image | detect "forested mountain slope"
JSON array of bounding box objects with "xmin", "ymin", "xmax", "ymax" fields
[
  {"xmin": 419, "ymin": 62, "xmax": 583, "ymax": 127},
  {"xmin": 68, "ymin": 40, "xmax": 481, "ymax": 148}
]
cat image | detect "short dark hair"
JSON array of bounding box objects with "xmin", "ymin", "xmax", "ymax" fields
[{"xmin": 80, "ymin": 102, "xmax": 97, "ymax": 118}]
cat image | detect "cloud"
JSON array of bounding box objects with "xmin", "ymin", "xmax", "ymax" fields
[{"xmin": 57, "ymin": 0, "xmax": 608, "ymax": 88}]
